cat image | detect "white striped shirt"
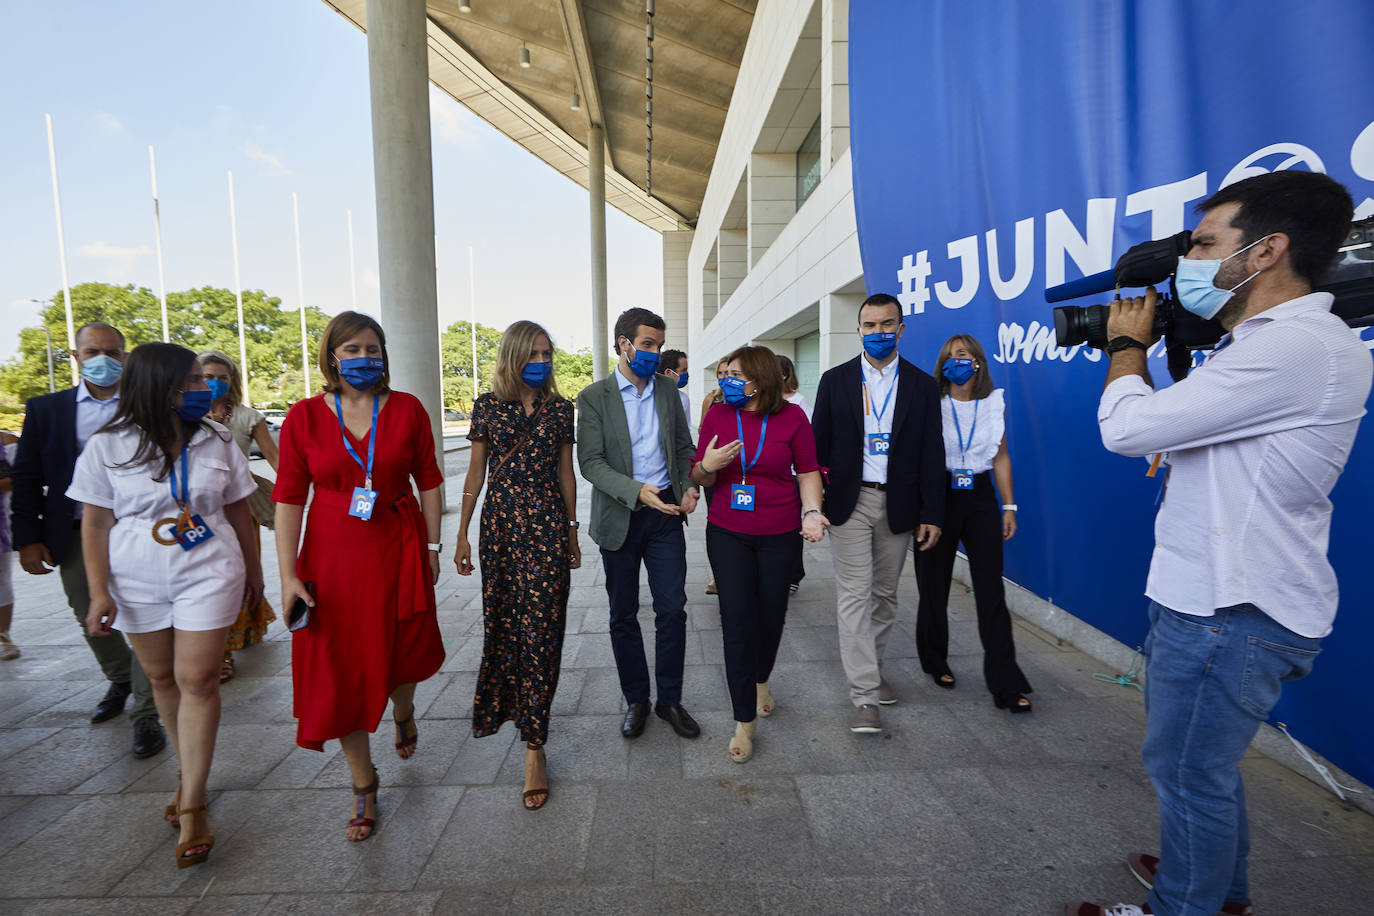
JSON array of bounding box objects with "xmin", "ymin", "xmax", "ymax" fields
[{"xmin": 1098, "ymin": 292, "xmax": 1371, "ymax": 637}]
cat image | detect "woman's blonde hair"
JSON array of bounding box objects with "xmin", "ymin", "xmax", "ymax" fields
[
  {"xmin": 934, "ymin": 334, "xmax": 995, "ymax": 399},
  {"xmin": 197, "ymin": 349, "xmax": 244, "ymax": 406},
  {"xmin": 492, "ymin": 320, "xmax": 561, "ymax": 402}
]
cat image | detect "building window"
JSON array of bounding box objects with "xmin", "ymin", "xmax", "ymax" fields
[{"xmin": 795, "ymin": 116, "xmax": 822, "ymax": 208}]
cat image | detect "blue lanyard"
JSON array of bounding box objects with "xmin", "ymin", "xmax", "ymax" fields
[
  {"xmin": 864, "ymin": 378, "xmax": 897, "ymax": 432},
  {"xmin": 735, "ymin": 408, "xmax": 769, "ymax": 484},
  {"xmin": 167, "ymin": 443, "xmax": 190, "ymax": 511},
  {"xmin": 334, "ymin": 393, "xmax": 379, "ymax": 489},
  {"xmin": 950, "ymin": 397, "xmax": 979, "ymax": 466}
]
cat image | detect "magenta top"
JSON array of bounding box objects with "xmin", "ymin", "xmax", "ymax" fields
[{"xmin": 696, "ymin": 401, "xmax": 819, "ymax": 536}]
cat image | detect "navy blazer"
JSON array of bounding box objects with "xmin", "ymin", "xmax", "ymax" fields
[
  {"xmin": 811, "ymin": 355, "xmax": 946, "ymax": 533},
  {"xmin": 10, "ymin": 387, "xmax": 81, "ymax": 564}
]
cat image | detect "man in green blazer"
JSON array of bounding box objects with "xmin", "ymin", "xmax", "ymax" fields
[{"xmin": 577, "ymin": 308, "xmax": 701, "ymax": 740}]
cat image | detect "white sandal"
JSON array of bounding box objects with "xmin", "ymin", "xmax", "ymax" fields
[
  {"xmin": 756, "ymin": 682, "xmax": 775, "ymax": 717},
  {"xmin": 728, "ymin": 720, "xmax": 755, "ymax": 763}
]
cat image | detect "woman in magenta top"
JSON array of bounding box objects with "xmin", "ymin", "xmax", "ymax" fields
[{"xmin": 692, "ymin": 345, "xmax": 828, "ymax": 764}]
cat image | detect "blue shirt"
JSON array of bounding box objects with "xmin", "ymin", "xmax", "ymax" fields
[{"xmin": 616, "ymin": 366, "xmax": 671, "ymax": 489}]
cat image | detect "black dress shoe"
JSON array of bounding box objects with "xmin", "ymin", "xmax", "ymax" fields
[
  {"xmin": 621, "ymin": 702, "xmax": 650, "ymax": 739},
  {"xmin": 132, "ymin": 716, "xmax": 167, "ymax": 759},
  {"xmin": 91, "ymin": 682, "xmax": 132, "ymax": 724},
  {"xmin": 654, "ymin": 703, "xmax": 701, "ymax": 739}
]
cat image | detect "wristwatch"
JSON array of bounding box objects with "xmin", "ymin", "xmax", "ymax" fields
[
  {"xmin": 427, "ymin": 543, "xmax": 442, "ymax": 552},
  {"xmin": 568, "ymin": 520, "xmax": 580, "ymax": 529},
  {"xmin": 1106, "ymin": 336, "xmax": 1148, "ymax": 354},
  {"xmin": 1001, "ymin": 504, "xmax": 1018, "ymax": 512}
]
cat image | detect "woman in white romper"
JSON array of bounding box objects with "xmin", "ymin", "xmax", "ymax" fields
[{"xmin": 68, "ymin": 342, "xmax": 263, "ymax": 869}]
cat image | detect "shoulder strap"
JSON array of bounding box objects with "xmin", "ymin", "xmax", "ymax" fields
[{"xmin": 490, "ymin": 399, "xmax": 546, "ymax": 480}]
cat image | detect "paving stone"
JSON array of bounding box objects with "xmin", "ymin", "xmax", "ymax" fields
[
  {"xmin": 345, "ymin": 785, "xmax": 465, "ymax": 891},
  {"xmin": 249, "ymin": 892, "xmax": 442, "ymax": 914}
]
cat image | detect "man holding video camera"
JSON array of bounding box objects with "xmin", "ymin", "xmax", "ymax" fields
[{"xmin": 1070, "ymin": 171, "xmax": 1371, "ymax": 916}]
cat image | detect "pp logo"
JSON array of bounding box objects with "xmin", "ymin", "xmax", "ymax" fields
[
  {"xmin": 733, "ymin": 492, "xmax": 753, "ymax": 506},
  {"xmin": 730, "ymin": 483, "xmax": 757, "ymax": 511},
  {"xmin": 952, "ymin": 471, "xmax": 974, "ymax": 490},
  {"xmin": 353, "ymin": 495, "xmax": 374, "ymax": 514},
  {"xmin": 182, "ymin": 523, "xmax": 210, "ymax": 544}
]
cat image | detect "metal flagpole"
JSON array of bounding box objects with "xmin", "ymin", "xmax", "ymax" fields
[
  {"xmin": 149, "ymin": 147, "xmax": 169, "ymax": 341},
  {"xmin": 228, "ymin": 171, "xmax": 251, "ymax": 406},
  {"xmin": 292, "ymin": 192, "xmax": 310, "ymax": 402},
  {"xmin": 468, "ymin": 246, "xmax": 478, "ymax": 404},
  {"xmin": 44, "ymin": 114, "xmax": 77, "ymax": 385},
  {"xmin": 347, "ymin": 209, "xmax": 358, "ymax": 312}
]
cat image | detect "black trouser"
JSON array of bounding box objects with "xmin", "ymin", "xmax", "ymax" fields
[
  {"xmin": 706, "ymin": 522, "xmax": 794, "ymax": 723},
  {"xmin": 600, "ymin": 494, "xmax": 687, "ymax": 706},
  {"xmin": 914, "ymin": 472, "xmax": 1031, "ymax": 703}
]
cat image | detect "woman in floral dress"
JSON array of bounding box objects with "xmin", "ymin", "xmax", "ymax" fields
[{"xmin": 454, "ymin": 320, "xmax": 579, "ymax": 810}]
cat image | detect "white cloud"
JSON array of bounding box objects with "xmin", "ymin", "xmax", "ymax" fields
[
  {"xmin": 430, "ymin": 88, "xmax": 473, "ymax": 147},
  {"xmin": 78, "ymin": 241, "xmax": 153, "ymax": 280},
  {"xmin": 96, "ymin": 111, "xmax": 123, "ymax": 133},
  {"xmin": 243, "ymin": 140, "xmax": 292, "ymax": 176}
]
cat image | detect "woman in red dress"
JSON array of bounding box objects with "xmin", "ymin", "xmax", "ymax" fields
[{"xmin": 272, "ymin": 311, "xmax": 445, "ymax": 841}]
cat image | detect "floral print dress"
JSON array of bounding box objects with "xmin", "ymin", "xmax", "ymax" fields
[{"xmin": 468, "ymin": 392, "xmax": 575, "ymax": 746}]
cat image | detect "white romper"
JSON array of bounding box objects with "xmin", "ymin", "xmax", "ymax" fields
[{"xmin": 66, "ymin": 422, "xmax": 257, "ymax": 633}]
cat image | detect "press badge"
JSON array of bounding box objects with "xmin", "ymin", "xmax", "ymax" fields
[
  {"xmin": 349, "ymin": 486, "xmax": 378, "ymax": 520},
  {"xmin": 730, "ymin": 483, "xmax": 757, "ymax": 511},
  {"xmin": 174, "ymin": 514, "xmax": 215, "ymax": 551},
  {"xmin": 867, "ymin": 432, "xmax": 890, "ymax": 456},
  {"xmin": 951, "ymin": 469, "xmax": 974, "ymax": 490}
]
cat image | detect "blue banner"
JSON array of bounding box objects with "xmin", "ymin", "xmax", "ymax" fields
[{"xmin": 850, "ymin": 0, "xmax": 1374, "ymax": 785}]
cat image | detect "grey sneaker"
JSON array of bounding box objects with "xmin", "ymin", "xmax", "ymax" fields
[
  {"xmin": 878, "ymin": 679, "xmax": 897, "ymax": 705},
  {"xmin": 849, "ymin": 704, "xmax": 882, "ymax": 734}
]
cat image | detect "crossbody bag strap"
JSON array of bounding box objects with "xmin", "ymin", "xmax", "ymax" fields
[{"xmin": 490, "ymin": 400, "xmax": 546, "ymax": 481}]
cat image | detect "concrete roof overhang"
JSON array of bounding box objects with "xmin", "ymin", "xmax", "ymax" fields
[{"xmin": 323, "ymin": 0, "xmax": 757, "ymax": 232}]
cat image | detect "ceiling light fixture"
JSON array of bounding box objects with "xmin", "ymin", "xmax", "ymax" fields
[
  {"xmin": 458, "ymin": 1, "xmax": 471, "ymax": 12},
  {"xmin": 520, "ymin": 44, "xmax": 531, "ymax": 68},
  {"xmin": 570, "ymin": 92, "xmax": 581, "ymax": 111}
]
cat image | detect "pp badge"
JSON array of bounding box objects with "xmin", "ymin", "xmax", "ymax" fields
[
  {"xmin": 173, "ymin": 514, "xmax": 215, "ymax": 551},
  {"xmin": 867, "ymin": 432, "xmax": 890, "ymax": 456},
  {"xmin": 730, "ymin": 483, "xmax": 756, "ymax": 511},
  {"xmin": 951, "ymin": 469, "xmax": 974, "ymax": 490},
  {"xmin": 350, "ymin": 486, "xmax": 378, "ymax": 520}
]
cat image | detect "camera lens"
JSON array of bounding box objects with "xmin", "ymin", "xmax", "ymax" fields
[{"xmin": 1053, "ymin": 306, "xmax": 1086, "ymax": 347}]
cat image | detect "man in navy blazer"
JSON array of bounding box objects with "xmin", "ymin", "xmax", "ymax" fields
[
  {"xmin": 812, "ymin": 293, "xmax": 946, "ymax": 734},
  {"xmin": 11, "ymin": 322, "xmax": 164, "ymax": 758}
]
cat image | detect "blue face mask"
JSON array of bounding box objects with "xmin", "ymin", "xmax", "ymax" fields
[
  {"xmin": 623, "ymin": 342, "xmax": 660, "ymax": 379},
  {"xmin": 176, "ymin": 389, "xmax": 213, "ymax": 423},
  {"xmin": 719, "ymin": 375, "xmax": 752, "ymax": 407},
  {"xmin": 1175, "ymin": 235, "xmax": 1267, "ymax": 320},
  {"xmin": 675, "ymin": 371, "xmax": 689, "ymax": 389},
  {"xmin": 862, "ymin": 332, "xmax": 898, "ymax": 360},
  {"xmin": 338, "ymin": 356, "xmax": 385, "ymax": 390},
  {"xmin": 942, "ymin": 358, "xmax": 977, "ymax": 386},
  {"xmin": 81, "ymin": 354, "xmax": 123, "ymax": 388},
  {"xmin": 206, "ymin": 378, "xmax": 230, "ymax": 401},
  {"xmin": 521, "ymin": 360, "xmax": 552, "ymax": 388}
]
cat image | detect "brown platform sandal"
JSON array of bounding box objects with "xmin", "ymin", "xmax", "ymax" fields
[
  {"xmin": 347, "ymin": 766, "xmax": 379, "ymax": 841},
  {"xmin": 394, "ymin": 714, "xmax": 418, "ymax": 760},
  {"xmin": 175, "ymin": 805, "xmax": 214, "ymax": 869},
  {"xmin": 522, "ymin": 745, "xmax": 550, "ymax": 811},
  {"xmin": 219, "ymin": 653, "xmax": 235, "ymax": 683},
  {"xmin": 164, "ymin": 771, "xmax": 182, "ymax": 827}
]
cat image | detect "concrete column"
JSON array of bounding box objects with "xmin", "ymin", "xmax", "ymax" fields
[
  {"xmin": 661, "ymin": 229, "xmax": 693, "ymax": 350},
  {"xmin": 748, "ymin": 153, "xmax": 797, "ymax": 266},
  {"xmin": 718, "ymin": 229, "xmax": 748, "ymax": 305},
  {"xmin": 365, "ymin": 0, "xmax": 444, "ymax": 502},
  {"xmin": 820, "ymin": 291, "xmax": 862, "ymax": 370},
  {"xmin": 589, "ymin": 125, "xmax": 609, "ymax": 379},
  {"xmin": 821, "ymin": 0, "xmax": 850, "ymax": 172}
]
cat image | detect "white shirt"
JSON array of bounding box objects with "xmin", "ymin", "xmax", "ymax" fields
[
  {"xmin": 941, "ymin": 389, "xmax": 1004, "ymax": 474},
  {"xmin": 678, "ymin": 388, "xmax": 692, "ymax": 428},
  {"xmin": 785, "ymin": 390, "xmax": 814, "ymax": 421},
  {"xmin": 1098, "ymin": 292, "xmax": 1371, "ymax": 637},
  {"xmin": 860, "ymin": 355, "xmax": 899, "ymax": 484}
]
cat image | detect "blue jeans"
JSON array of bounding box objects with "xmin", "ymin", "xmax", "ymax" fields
[
  {"xmin": 1142, "ymin": 601, "xmax": 1321, "ymax": 916},
  {"xmin": 600, "ymin": 505, "xmax": 688, "ymax": 707}
]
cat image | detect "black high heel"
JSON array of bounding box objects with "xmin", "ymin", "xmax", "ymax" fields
[
  {"xmin": 931, "ymin": 673, "xmax": 956, "ymax": 690},
  {"xmin": 994, "ymin": 694, "xmax": 1033, "ymax": 714}
]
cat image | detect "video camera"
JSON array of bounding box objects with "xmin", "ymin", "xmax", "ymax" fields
[{"xmin": 1047, "ymin": 216, "xmax": 1374, "ymax": 382}]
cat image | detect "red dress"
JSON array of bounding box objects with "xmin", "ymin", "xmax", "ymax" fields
[{"xmin": 272, "ymin": 391, "xmax": 446, "ymax": 751}]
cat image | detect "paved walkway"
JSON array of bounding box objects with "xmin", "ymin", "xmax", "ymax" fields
[{"xmin": 2, "ymin": 449, "xmax": 1372, "ymax": 915}]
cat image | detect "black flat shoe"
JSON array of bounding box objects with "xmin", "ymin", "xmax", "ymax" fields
[
  {"xmin": 930, "ymin": 673, "xmax": 956, "ymax": 690},
  {"xmin": 91, "ymin": 681, "xmax": 132, "ymax": 723},
  {"xmin": 654, "ymin": 703, "xmax": 701, "ymax": 739},
  {"xmin": 621, "ymin": 701, "xmax": 650, "ymax": 739},
  {"xmin": 994, "ymin": 694, "xmax": 1033, "ymax": 714},
  {"xmin": 132, "ymin": 715, "xmax": 167, "ymax": 758}
]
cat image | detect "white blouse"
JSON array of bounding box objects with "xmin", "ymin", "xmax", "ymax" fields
[
  {"xmin": 67, "ymin": 422, "xmax": 257, "ymax": 522},
  {"xmin": 940, "ymin": 388, "xmax": 1005, "ymax": 474}
]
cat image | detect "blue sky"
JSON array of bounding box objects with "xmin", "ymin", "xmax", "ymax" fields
[{"xmin": 0, "ymin": 0, "xmax": 663, "ymax": 362}]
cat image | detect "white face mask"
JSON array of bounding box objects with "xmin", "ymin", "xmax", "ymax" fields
[{"xmin": 1175, "ymin": 235, "xmax": 1268, "ymax": 320}]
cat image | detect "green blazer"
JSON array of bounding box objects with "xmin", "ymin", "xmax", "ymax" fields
[{"xmin": 576, "ymin": 371, "xmax": 696, "ymax": 551}]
